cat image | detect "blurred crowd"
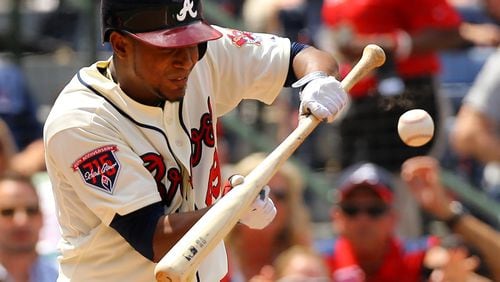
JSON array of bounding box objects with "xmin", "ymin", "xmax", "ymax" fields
[{"xmin": 1, "ymin": 0, "xmax": 499, "ymax": 281}]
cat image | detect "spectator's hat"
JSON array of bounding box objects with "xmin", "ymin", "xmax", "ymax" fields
[
  {"xmin": 336, "ymin": 163, "xmax": 394, "ymax": 204},
  {"xmin": 101, "ymin": 0, "xmax": 222, "ymax": 48}
]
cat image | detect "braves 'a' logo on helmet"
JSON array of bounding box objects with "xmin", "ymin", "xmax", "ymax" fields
[{"xmin": 177, "ymin": 0, "xmax": 198, "ymax": 21}]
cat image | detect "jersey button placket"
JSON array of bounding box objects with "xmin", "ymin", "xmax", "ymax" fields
[{"xmin": 163, "ymin": 102, "xmax": 191, "ymax": 170}]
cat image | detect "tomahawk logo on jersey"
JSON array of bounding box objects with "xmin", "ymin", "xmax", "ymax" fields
[{"xmin": 228, "ymin": 29, "xmax": 262, "ymax": 47}]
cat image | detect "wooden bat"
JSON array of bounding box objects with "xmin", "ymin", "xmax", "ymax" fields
[{"xmin": 155, "ymin": 44, "xmax": 386, "ymax": 282}]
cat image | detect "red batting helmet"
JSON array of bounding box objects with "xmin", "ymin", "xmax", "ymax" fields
[{"xmin": 101, "ymin": 0, "xmax": 222, "ymax": 48}]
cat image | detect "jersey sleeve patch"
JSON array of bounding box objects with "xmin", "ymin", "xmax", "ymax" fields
[
  {"xmin": 72, "ymin": 145, "xmax": 121, "ymax": 194},
  {"xmin": 227, "ymin": 30, "xmax": 262, "ymax": 47}
]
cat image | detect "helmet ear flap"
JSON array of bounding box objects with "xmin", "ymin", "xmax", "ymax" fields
[{"xmin": 198, "ymin": 42, "xmax": 207, "ymax": 60}]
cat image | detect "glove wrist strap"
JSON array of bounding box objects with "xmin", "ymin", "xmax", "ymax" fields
[{"xmin": 291, "ymin": 71, "xmax": 329, "ymax": 89}]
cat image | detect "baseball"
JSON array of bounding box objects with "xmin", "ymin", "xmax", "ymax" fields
[{"xmin": 397, "ymin": 109, "xmax": 434, "ymax": 147}]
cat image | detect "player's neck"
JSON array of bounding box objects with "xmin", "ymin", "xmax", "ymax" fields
[
  {"xmin": 107, "ymin": 61, "xmax": 117, "ymax": 83},
  {"xmin": 110, "ymin": 61, "xmax": 164, "ymax": 106}
]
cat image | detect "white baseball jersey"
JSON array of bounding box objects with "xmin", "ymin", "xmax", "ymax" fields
[{"xmin": 44, "ymin": 26, "xmax": 290, "ymax": 281}]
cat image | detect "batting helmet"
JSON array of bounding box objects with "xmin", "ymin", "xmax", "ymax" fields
[{"xmin": 101, "ymin": 0, "xmax": 222, "ymax": 48}]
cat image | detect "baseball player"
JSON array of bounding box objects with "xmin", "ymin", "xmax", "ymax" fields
[{"xmin": 43, "ymin": 0, "xmax": 348, "ymax": 281}]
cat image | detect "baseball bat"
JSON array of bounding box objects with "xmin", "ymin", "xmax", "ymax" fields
[{"xmin": 155, "ymin": 44, "xmax": 386, "ymax": 282}]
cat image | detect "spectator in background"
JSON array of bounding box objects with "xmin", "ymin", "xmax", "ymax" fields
[
  {"xmin": 456, "ymin": 0, "xmax": 500, "ymax": 47},
  {"xmin": 0, "ymin": 171, "xmax": 58, "ymax": 282},
  {"xmin": 223, "ymin": 153, "xmax": 312, "ymax": 281},
  {"xmin": 1, "ymin": 117, "xmax": 59, "ymax": 260},
  {"xmin": 0, "ymin": 54, "xmax": 46, "ymax": 176},
  {"xmin": 438, "ymin": 0, "xmax": 500, "ymax": 192},
  {"xmin": 324, "ymin": 162, "xmax": 439, "ymax": 281},
  {"xmin": 402, "ymin": 156, "xmax": 500, "ymax": 281},
  {"xmin": 323, "ymin": 162, "xmax": 486, "ymax": 281},
  {"xmin": 0, "ymin": 56, "xmax": 42, "ymax": 150},
  {"xmin": 242, "ymin": 0, "xmax": 295, "ymax": 34},
  {"xmin": 320, "ymin": 0, "xmax": 500, "ymax": 238},
  {"xmin": 320, "ymin": 0, "xmax": 499, "ymax": 174},
  {"xmin": 249, "ymin": 245, "xmax": 330, "ymax": 282},
  {"xmin": 452, "ymin": 48, "xmax": 500, "ymax": 201},
  {"xmin": 272, "ymin": 245, "xmax": 330, "ymax": 281}
]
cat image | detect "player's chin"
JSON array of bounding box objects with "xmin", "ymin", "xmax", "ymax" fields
[{"xmin": 163, "ymin": 88, "xmax": 187, "ymax": 102}]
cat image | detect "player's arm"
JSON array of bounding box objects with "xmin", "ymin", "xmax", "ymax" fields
[
  {"xmin": 110, "ymin": 177, "xmax": 275, "ymax": 263},
  {"xmin": 285, "ymin": 43, "xmax": 347, "ymax": 123},
  {"xmin": 290, "ymin": 44, "xmax": 339, "ymax": 79},
  {"xmin": 152, "ymin": 207, "xmax": 211, "ymax": 262},
  {"xmin": 151, "ymin": 176, "xmax": 275, "ymax": 262},
  {"xmin": 110, "ymin": 202, "xmax": 210, "ymax": 263},
  {"xmin": 47, "ymin": 121, "xmax": 247, "ymax": 264}
]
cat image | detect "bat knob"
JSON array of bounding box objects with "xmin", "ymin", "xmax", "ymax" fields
[{"xmin": 363, "ymin": 44, "xmax": 386, "ymax": 68}]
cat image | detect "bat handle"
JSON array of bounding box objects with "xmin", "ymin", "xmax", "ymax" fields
[{"xmin": 299, "ymin": 44, "xmax": 386, "ymax": 126}]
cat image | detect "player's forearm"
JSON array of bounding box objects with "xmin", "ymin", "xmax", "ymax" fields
[
  {"xmin": 292, "ymin": 47, "xmax": 340, "ymax": 79},
  {"xmin": 152, "ymin": 207, "xmax": 210, "ymax": 262},
  {"xmin": 452, "ymin": 215, "xmax": 500, "ymax": 281}
]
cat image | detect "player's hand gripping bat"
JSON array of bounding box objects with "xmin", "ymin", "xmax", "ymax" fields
[{"xmin": 155, "ymin": 44, "xmax": 386, "ymax": 282}]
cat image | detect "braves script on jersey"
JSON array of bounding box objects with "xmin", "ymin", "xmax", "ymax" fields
[{"xmin": 43, "ymin": 26, "xmax": 290, "ymax": 281}]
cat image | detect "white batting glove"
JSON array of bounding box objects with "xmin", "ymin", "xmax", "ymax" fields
[
  {"xmin": 292, "ymin": 71, "xmax": 349, "ymax": 123},
  {"xmin": 229, "ymin": 175, "xmax": 277, "ymax": 230}
]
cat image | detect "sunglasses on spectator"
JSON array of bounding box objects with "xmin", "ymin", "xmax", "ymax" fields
[
  {"xmin": 0, "ymin": 206, "xmax": 40, "ymax": 218},
  {"xmin": 340, "ymin": 204, "xmax": 388, "ymax": 218}
]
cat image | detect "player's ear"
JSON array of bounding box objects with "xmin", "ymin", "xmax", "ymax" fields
[{"xmin": 109, "ymin": 31, "xmax": 130, "ymax": 59}]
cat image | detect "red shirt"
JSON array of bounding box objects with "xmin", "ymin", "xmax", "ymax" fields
[
  {"xmin": 324, "ymin": 237, "xmax": 438, "ymax": 282},
  {"xmin": 322, "ymin": 0, "xmax": 461, "ymax": 78}
]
